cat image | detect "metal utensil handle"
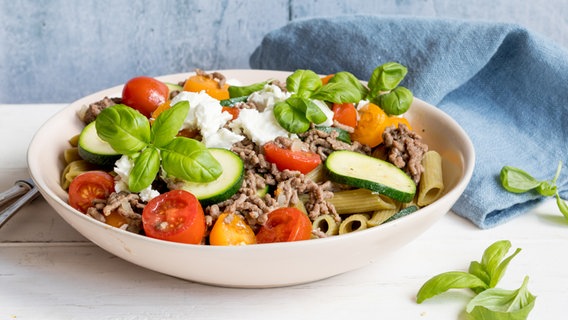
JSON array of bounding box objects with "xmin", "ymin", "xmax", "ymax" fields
[
  {"xmin": 0, "ymin": 180, "xmax": 33, "ymax": 207},
  {"xmin": 0, "ymin": 179, "xmax": 39, "ymax": 228}
]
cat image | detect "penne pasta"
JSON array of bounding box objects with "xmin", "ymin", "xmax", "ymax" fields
[
  {"xmin": 312, "ymin": 214, "xmax": 339, "ymax": 236},
  {"xmin": 304, "ymin": 163, "xmax": 326, "ymax": 183},
  {"xmin": 367, "ymin": 207, "xmax": 400, "ymax": 227},
  {"xmin": 338, "ymin": 213, "xmax": 370, "ymax": 234},
  {"xmin": 63, "ymin": 147, "xmax": 81, "ymax": 164},
  {"xmin": 417, "ymin": 150, "xmax": 445, "ymax": 206},
  {"xmin": 329, "ymin": 188, "xmax": 398, "ymax": 214}
]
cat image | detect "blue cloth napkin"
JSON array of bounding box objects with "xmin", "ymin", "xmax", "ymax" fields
[{"xmin": 249, "ymin": 15, "xmax": 568, "ymax": 228}]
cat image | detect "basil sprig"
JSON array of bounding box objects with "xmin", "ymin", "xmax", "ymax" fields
[
  {"xmin": 228, "ymin": 81, "xmax": 267, "ymax": 98},
  {"xmin": 500, "ymin": 161, "xmax": 568, "ymax": 219},
  {"xmin": 95, "ymin": 102, "xmax": 222, "ymax": 192},
  {"xmin": 367, "ymin": 62, "xmax": 413, "ymax": 115},
  {"xmin": 417, "ymin": 240, "xmax": 535, "ymax": 320},
  {"xmin": 274, "ymin": 69, "xmax": 368, "ymax": 134}
]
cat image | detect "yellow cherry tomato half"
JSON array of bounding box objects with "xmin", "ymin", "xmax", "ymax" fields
[{"xmin": 209, "ymin": 213, "xmax": 257, "ymax": 246}]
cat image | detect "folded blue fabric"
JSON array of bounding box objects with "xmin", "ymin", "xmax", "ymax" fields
[{"xmin": 249, "ymin": 15, "xmax": 568, "ymax": 228}]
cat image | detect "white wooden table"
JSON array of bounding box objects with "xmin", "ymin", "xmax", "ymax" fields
[{"xmin": 2, "ymin": 104, "xmax": 567, "ymax": 319}]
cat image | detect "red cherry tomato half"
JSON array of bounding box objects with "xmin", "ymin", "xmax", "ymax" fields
[
  {"xmin": 263, "ymin": 142, "xmax": 322, "ymax": 174},
  {"xmin": 256, "ymin": 207, "xmax": 312, "ymax": 243},
  {"xmin": 221, "ymin": 106, "xmax": 240, "ymax": 120},
  {"xmin": 142, "ymin": 190, "xmax": 205, "ymax": 244},
  {"xmin": 68, "ymin": 171, "xmax": 115, "ymax": 213},
  {"xmin": 122, "ymin": 76, "xmax": 169, "ymax": 118},
  {"xmin": 332, "ymin": 102, "xmax": 358, "ymax": 128}
]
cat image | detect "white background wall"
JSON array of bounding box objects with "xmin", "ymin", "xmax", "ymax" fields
[{"xmin": 1, "ymin": 0, "xmax": 566, "ymax": 103}]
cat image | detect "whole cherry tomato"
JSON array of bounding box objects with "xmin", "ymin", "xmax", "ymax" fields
[
  {"xmin": 68, "ymin": 171, "xmax": 115, "ymax": 213},
  {"xmin": 122, "ymin": 76, "xmax": 169, "ymax": 118},
  {"xmin": 256, "ymin": 207, "xmax": 312, "ymax": 243},
  {"xmin": 351, "ymin": 102, "xmax": 390, "ymax": 147},
  {"xmin": 263, "ymin": 142, "xmax": 322, "ymax": 174},
  {"xmin": 142, "ymin": 190, "xmax": 205, "ymax": 244}
]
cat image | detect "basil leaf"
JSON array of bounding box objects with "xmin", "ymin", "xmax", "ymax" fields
[
  {"xmin": 288, "ymin": 97, "xmax": 327, "ymax": 125},
  {"xmin": 536, "ymin": 181, "xmax": 557, "ymax": 197},
  {"xmin": 468, "ymin": 261, "xmax": 491, "ymax": 293},
  {"xmin": 95, "ymin": 104, "xmax": 151, "ymax": 154},
  {"xmin": 152, "ymin": 101, "xmax": 189, "ymax": 148},
  {"xmin": 374, "ymin": 86, "xmax": 413, "ymax": 115},
  {"xmin": 273, "ymin": 100, "xmax": 310, "ymax": 133},
  {"xmin": 416, "ymin": 271, "xmax": 487, "ymax": 304},
  {"xmin": 368, "ymin": 61, "xmax": 408, "ymax": 94},
  {"xmin": 500, "ymin": 166, "xmax": 541, "ymax": 193},
  {"xmin": 311, "ymin": 81, "xmax": 364, "ymax": 103},
  {"xmin": 556, "ymin": 193, "xmax": 568, "ymax": 219},
  {"xmin": 481, "ymin": 240, "xmax": 512, "ymax": 278},
  {"xmin": 466, "ymin": 277, "xmax": 535, "ymax": 320},
  {"xmin": 490, "ymin": 248, "xmax": 521, "ymax": 288},
  {"xmin": 160, "ymin": 137, "xmax": 222, "ymax": 182},
  {"xmin": 286, "ymin": 69, "xmax": 321, "ymax": 98},
  {"xmin": 228, "ymin": 81, "xmax": 267, "ymax": 98},
  {"xmin": 312, "ymin": 71, "xmax": 368, "ymax": 103},
  {"xmin": 128, "ymin": 147, "xmax": 161, "ymax": 193}
]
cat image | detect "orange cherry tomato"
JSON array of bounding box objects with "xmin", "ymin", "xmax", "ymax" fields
[
  {"xmin": 389, "ymin": 116, "xmax": 413, "ymax": 131},
  {"xmin": 183, "ymin": 74, "xmax": 230, "ymax": 100},
  {"xmin": 209, "ymin": 213, "xmax": 256, "ymax": 246},
  {"xmin": 332, "ymin": 102, "xmax": 358, "ymax": 128},
  {"xmin": 351, "ymin": 103, "xmax": 391, "ymax": 147},
  {"xmin": 321, "ymin": 74, "xmax": 334, "ymax": 85},
  {"xmin": 142, "ymin": 190, "xmax": 205, "ymax": 244},
  {"xmin": 256, "ymin": 207, "xmax": 312, "ymax": 243},
  {"xmin": 104, "ymin": 210, "xmax": 129, "ymax": 228},
  {"xmin": 122, "ymin": 76, "xmax": 169, "ymax": 118},
  {"xmin": 150, "ymin": 100, "xmax": 171, "ymax": 120},
  {"xmin": 68, "ymin": 171, "xmax": 115, "ymax": 213},
  {"xmin": 263, "ymin": 142, "xmax": 322, "ymax": 174},
  {"xmin": 221, "ymin": 106, "xmax": 240, "ymax": 120}
]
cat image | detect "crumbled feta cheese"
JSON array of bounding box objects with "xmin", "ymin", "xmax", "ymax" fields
[
  {"xmin": 229, "ymin": 106, "xmax": 294, "ymax": 146},
  {"xmin": 171, "ymin": 91, "xmax": 244, "ymax": 148},
  {"xmin": 114, "ymin": 155, "xmax": 159, "ymax": 202},
  {"xmin": 247, "ymin": 84, "xmax": 291, "ymax": 111}
]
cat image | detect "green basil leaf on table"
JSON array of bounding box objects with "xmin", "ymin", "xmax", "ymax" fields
[
  {"xmin": 416, "ymin": 271, "xmax": 488, "ymax": 304},
  {"xmin": 466, "ymin": 276, "xmax": 536, "ymax": 320},
  {"xmin": 161, "ymin": 137, "xmax": 222, "ymax": 183},
  {"xmin": 95, "ymin": 104, "xmax": 151, "ymax": 154},
  {"xmin": 151, "ymin": 101, "xmax": 189, "ymax": 148},
  {"xmin": 556, "ymin": 193, "xmax": 568, "ymax": 218},
  {"xmin": 128, "ymin": 147, "xmax": 161, "ymax": 193}
]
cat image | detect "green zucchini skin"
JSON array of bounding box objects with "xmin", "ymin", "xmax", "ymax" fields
[
  {"xmin": 179, "ymin": 148, "xmax": 244, "ymax": 206},
  {"xmin": 78, "ymin": 121, "xmax": 121, "ymax": 167},
  {"xmin": 325, "ymin": 150, "xmax": 416, "ymax": 203}
]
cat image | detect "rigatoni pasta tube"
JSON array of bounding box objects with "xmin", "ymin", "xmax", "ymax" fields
[
  {"xmin": 305, "ymin": 164, "xmax": 326, "ymax": 183},
  {"xmin": 60, "ymin": 160, "xmax": 97, "ymax": 190},
  {"xmin": 338, "ymin": 214, "xmax": 370, "ymax": 235},
  {"xmin": 329, "ymin": 189, "xmax": 397, "ymax": 214},
  {"xmin": 312, "ymin": 214, "xmax": 339, "ymax": 236},
  {"xmin": 417, "ymin": 150, "xmax": 444, "ymax": 206}
]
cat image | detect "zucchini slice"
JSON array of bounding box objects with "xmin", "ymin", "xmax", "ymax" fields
[
  {"xmin": 325, "ymin": 150, "xmax": 416, "ymax": 203},
  {"xmin": 78, "ymin": 121, "xmax": 121, "ymax": 167},
  {"xmin": 179, "ymin": 148, "xmax": 244, "ymax": 206}
]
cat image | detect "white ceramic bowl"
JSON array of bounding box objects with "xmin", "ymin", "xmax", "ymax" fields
[{"xmin": 28, "ymin": 69, "xmax": 475, "ymax": 288}]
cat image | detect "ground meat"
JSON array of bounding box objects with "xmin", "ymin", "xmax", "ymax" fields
[
  {"xmin": 195, "ymin": 68, "xmax": 227, "ymax": 88},
  {"xmin": 382, "ymin": 124, "xmax": 428, "ymax": 184},
  {"xmin": 81, "ymin": 97, "xmax": 121, "ymax": 124},
  {"xmin": 205, "ymin": 138, "xmax": 339, "ymax": 231},
  {"xmin": 299, "ymin": 124, "xmax": 371, "ymax": 161},
  {"xmin": 86, "ymin": 191, "xmax": 144, "ymax": 233}
]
